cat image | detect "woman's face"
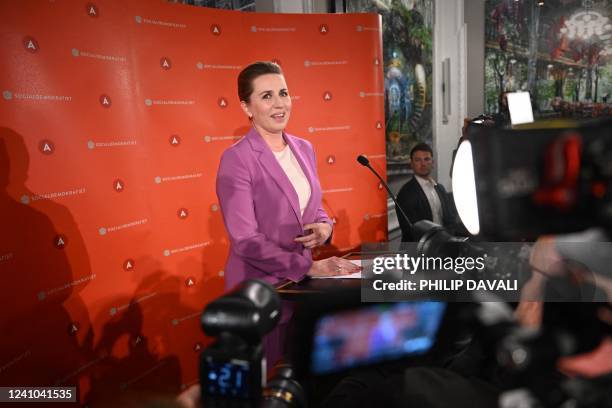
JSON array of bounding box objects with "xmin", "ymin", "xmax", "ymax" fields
[{"xmin": 242, "ymin": 74, "xmax": 292, "ymax": 136}]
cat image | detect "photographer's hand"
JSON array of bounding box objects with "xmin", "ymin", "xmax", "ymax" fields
[
  {"xmin": 176, "ymin": 384, "xmax": 201, "ymax": 408},
  {"xmin": 528, "ymin": 235, "xmax": 565, "ymax": 278},
  {"xmin": 307, "ymin": 256, "xmax": 360, "ymax": 277},
  {"xmin": 515, "ymin": 236, "xmax": 565, "ymax": 327}
]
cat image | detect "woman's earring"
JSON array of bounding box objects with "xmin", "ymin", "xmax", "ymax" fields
[{"xmin": 248, "ymin": 114, "xmax": 253, "ymax": 120}]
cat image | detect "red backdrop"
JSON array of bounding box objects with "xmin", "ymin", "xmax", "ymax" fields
[{"xmin": 0, "ymin": 0, "xmax": 385, "ymax": 404}]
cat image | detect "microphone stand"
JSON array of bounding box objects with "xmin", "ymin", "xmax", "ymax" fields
[{"xmin": 356, "ymin": 155, "xmax": 413, "ymax": 238}]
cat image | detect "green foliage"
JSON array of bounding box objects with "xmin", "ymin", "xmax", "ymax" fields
[
  {"xmin": 398, "ymin": 6, "xmax": 432, "ymax": 57},
  {"xmin": 485, "ymin": 53, "xmax": 503, "ymax": 113},
  {"xmin": 597, "ymin": 64, "xmax": 612, "ymax": 101},
  {"xmin": 564, "ymin": 77, "xmax": 577, "ymax": 101},
  {"xmin": 536, "ymin": 79, "xmax": 555, "ymax": 110}
]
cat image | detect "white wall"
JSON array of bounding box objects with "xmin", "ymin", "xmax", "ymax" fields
[
  {"xmin": 433, "ymin": 0, "xmax": 466, "ymax": 189},
  {"xmin": 256, "ymin": 0, "xmax": 328, "ymax": 13}
]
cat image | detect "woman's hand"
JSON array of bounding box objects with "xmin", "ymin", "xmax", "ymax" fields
[
  {"xmin": 307, "ymin": 256, "xmax": 361, "ymax": 277},
  {"xmin": 294, "ymin": 222, "xmax": 332, "ymax": 248}
]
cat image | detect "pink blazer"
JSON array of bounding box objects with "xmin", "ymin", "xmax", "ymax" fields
[{"xmin": 216, "ymin": 127, "xmax": 332, "ymax": 291}]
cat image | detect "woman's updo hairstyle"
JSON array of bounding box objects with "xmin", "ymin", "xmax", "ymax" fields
[{"xmin": 237, "ymin": 61, "xmax": 283, "ymax": 103}]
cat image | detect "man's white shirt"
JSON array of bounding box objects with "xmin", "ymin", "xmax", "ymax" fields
[{"xmin": 414, "ymin": 175, "xmax": 443, "ymax": 225}]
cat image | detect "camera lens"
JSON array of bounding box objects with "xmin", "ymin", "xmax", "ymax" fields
[{"xmin": 260, "ymin": 364, "xmax": 306, "ymax": 408}]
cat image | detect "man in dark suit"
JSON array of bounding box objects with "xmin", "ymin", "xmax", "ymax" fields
[{"xmin": 396, "ymin": 143, "xmax": 461, "ymax": 241}]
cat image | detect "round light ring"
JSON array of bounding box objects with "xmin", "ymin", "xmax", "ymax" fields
[{"xmin": 452, "ymin": 141, "xmax": 480, "ymax": 235}]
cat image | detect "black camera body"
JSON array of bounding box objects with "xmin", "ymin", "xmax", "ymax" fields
[
  {"xmin": 200, "ymin": 335, "xmax": 264, "ymax": 406},
  {"xmin": 468, "ymin": 118, "xmax": 612, "ymax": 240},
  {"xmin": 199, "ymin": 280, "xmax": 281, "ymax": 408}
]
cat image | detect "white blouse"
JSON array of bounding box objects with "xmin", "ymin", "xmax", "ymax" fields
[{"xmin": 273, "ymin": 145, "xmax": 312, "ymax": 216}]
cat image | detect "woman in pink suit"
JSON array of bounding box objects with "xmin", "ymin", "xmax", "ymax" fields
[{"xmin": 216, "ymin": 61, "xmax": 358, "ymax": 365}]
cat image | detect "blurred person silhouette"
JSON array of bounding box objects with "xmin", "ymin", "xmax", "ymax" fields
[{"xmin": 0, "ymin": 128, "xmax": 92, "ymax": 390}]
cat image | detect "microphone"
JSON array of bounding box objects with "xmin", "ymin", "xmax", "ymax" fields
[
  {"xmin": 357, "ymin": 155, "xmax": 369, "ymax": 166},
  {"xmin": 356, "ymin": 155, "xmax": 413, "ymax": 232}
]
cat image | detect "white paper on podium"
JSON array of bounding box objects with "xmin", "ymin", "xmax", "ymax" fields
[{"xmin": 310, "ymin": 259, "xmax": 362, "ymax": 279}]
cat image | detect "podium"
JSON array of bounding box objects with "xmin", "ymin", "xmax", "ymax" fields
[
  {"xmin": 274, "ymin": 276, "xmax": 361, "ymax": 300},
  {"xmin": 273, "ymin": 252, "xmax": 365, "ymax": 300}
]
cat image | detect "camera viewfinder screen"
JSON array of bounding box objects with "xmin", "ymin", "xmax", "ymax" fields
[
  {"xmin": 311, "ymin": 302, "xmax": 446, "ymax": 375},
  {"xmin": 204, "ymin": 359, "xmax": 250, "ymax": 398}
]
